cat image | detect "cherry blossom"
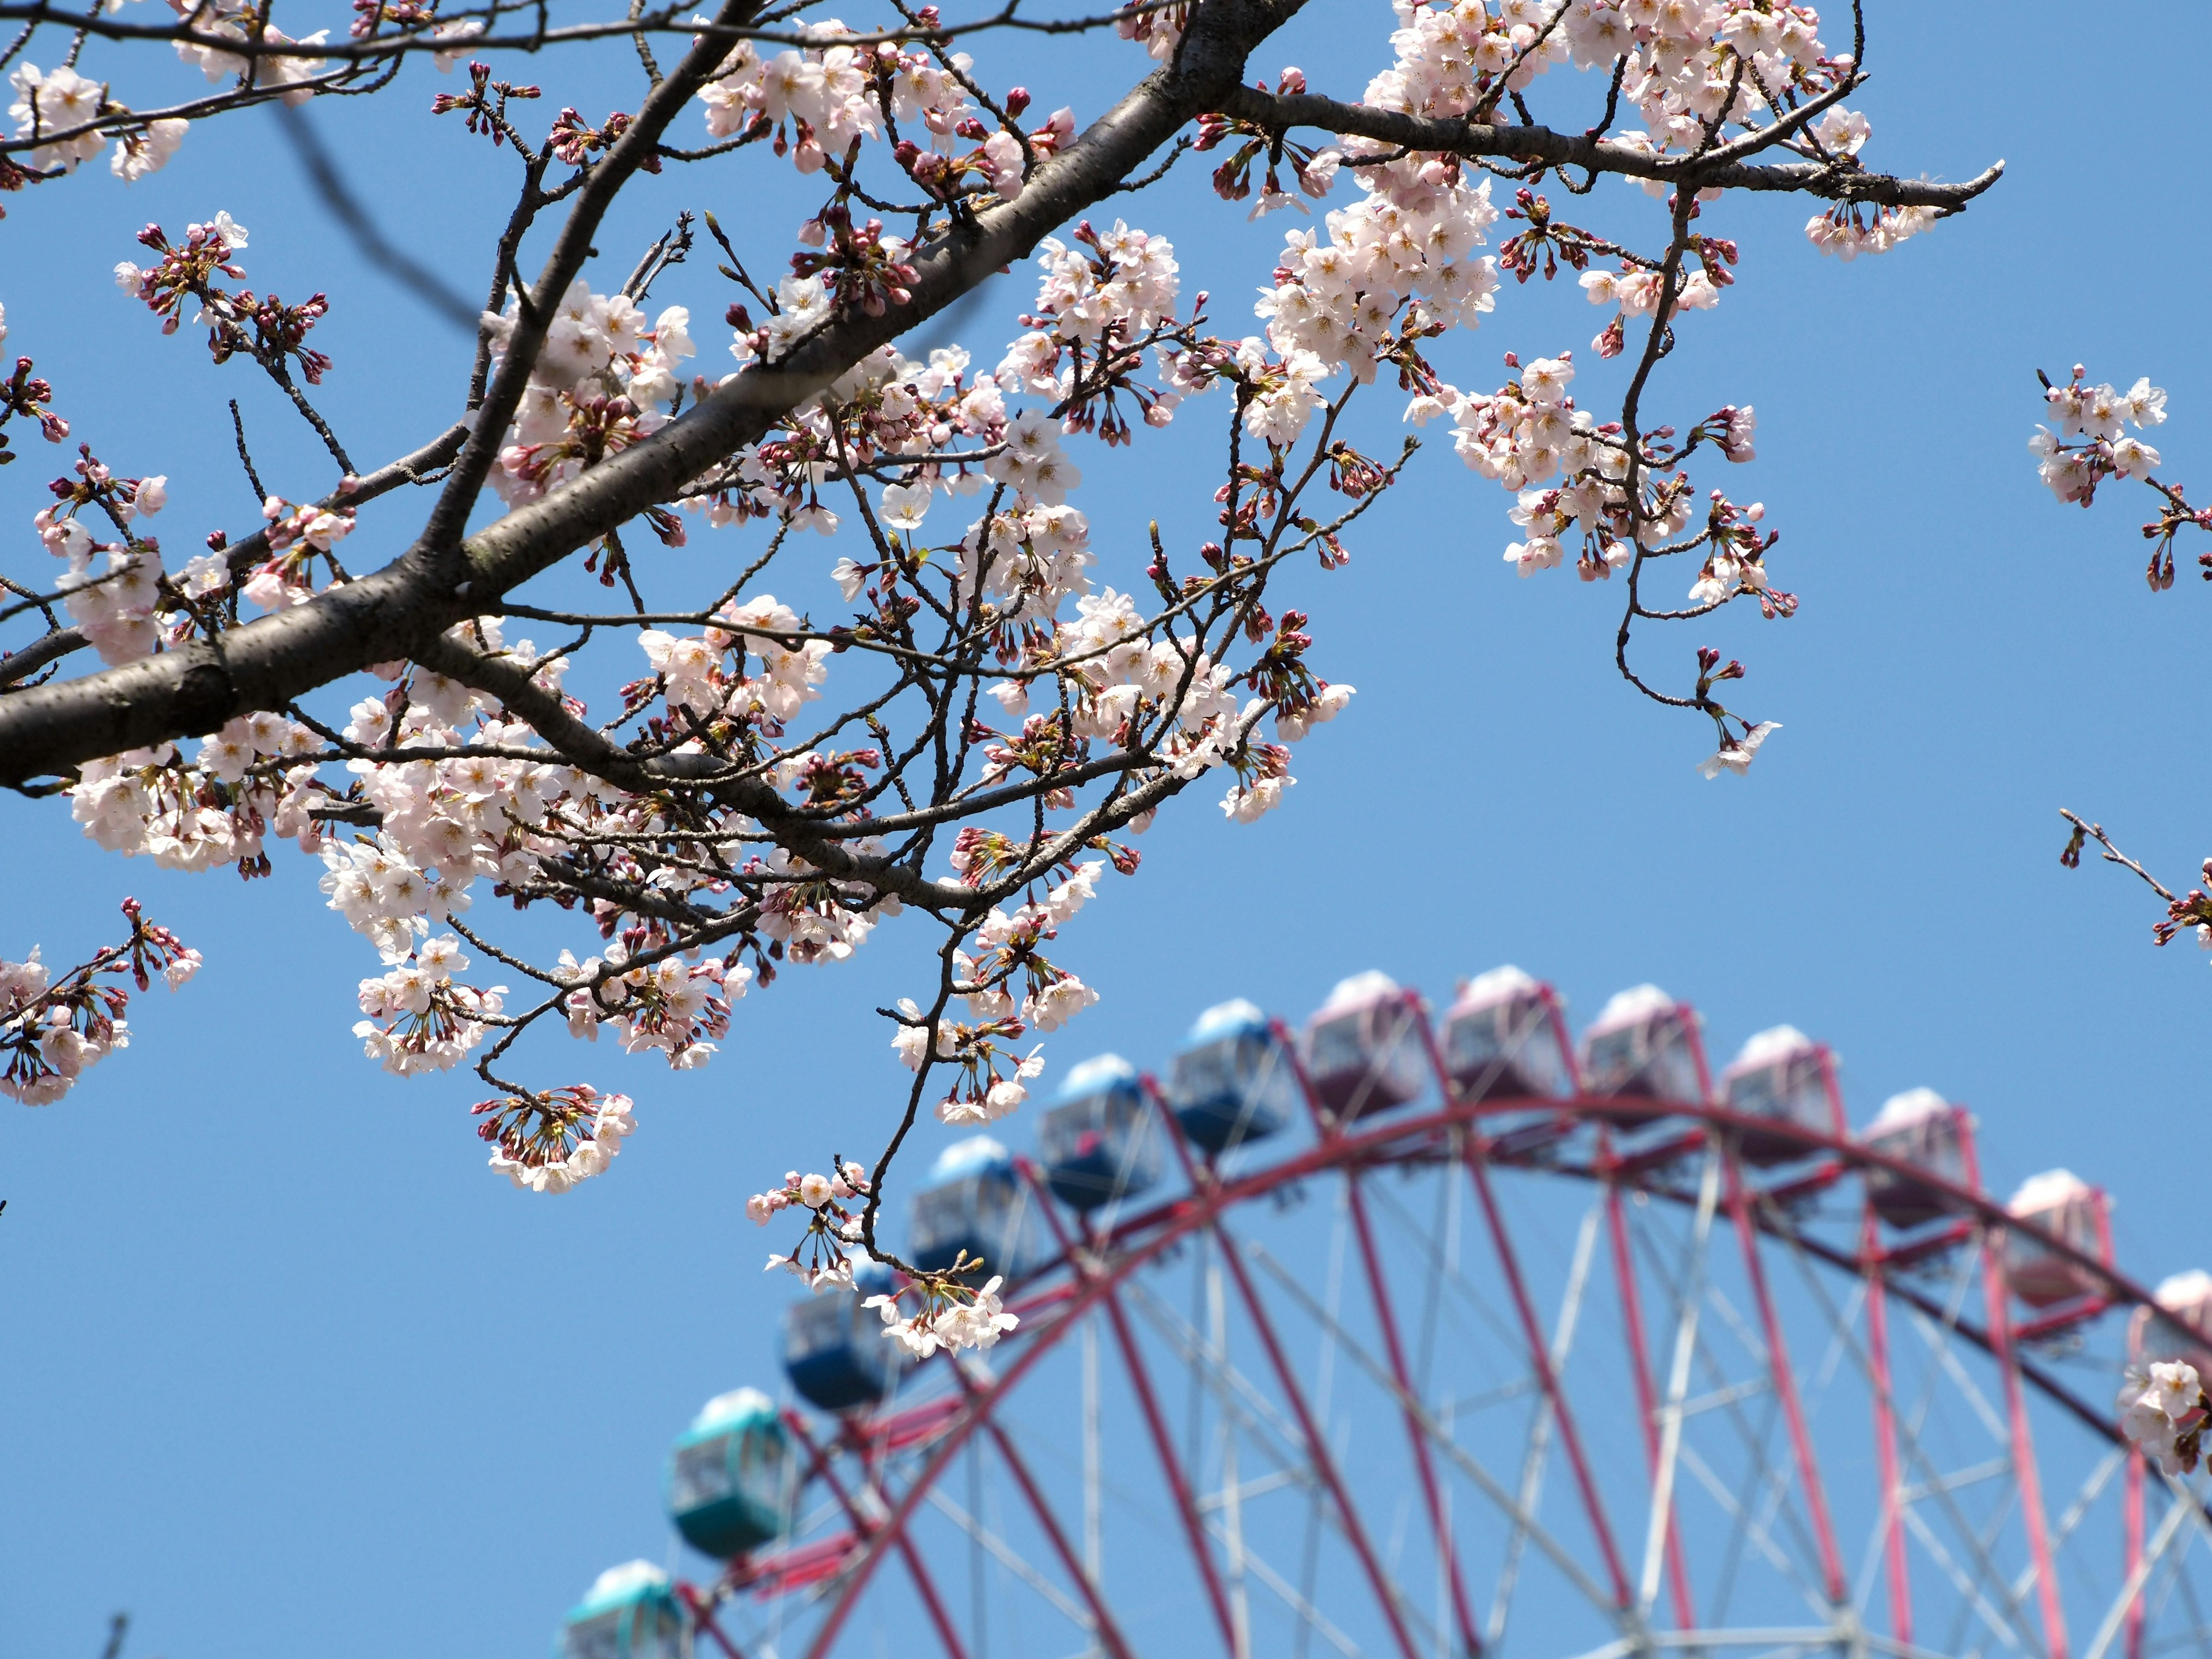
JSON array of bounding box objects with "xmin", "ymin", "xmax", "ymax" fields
[{"xmin": 2119, "ymin": 1361, "xmax": 2208, "ymax": 1476}]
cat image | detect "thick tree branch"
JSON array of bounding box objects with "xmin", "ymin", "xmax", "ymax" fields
[
  {"xmin": 1217, "ymin": 84, "xmax": 2005, "ymax": 209},
  {"xmin": 0, "ymin": 0, "xmax": 1304, "ymax": 784}
]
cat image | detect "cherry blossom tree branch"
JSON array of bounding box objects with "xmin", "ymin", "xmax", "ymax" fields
[
  {"xmin": 1216, "ymin": 82, "xmax": 2003, "ymax": 209},
  {"xmin": 0, "ymin": 0, "xmax": 1302, "ymax": 783}
]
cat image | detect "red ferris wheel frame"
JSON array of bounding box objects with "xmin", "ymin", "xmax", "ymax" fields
[{"xmin": 674, "ymin": 993, "xmax": 2205, "ymax": 1659}]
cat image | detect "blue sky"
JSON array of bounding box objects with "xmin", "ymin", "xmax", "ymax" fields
[{"xmin": 5, "ymin": 5, "xmax": 2211, "ymax": 1655}]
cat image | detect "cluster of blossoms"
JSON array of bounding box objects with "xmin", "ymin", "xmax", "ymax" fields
[
  {"xmin": 353, "ymin": 935, "xmax": 507, "ymax": 1075},
  {"xmin": 1, "ymin": 900, "xmax": 199, "ymax": 1105},
  {"xmin": 2119, "ymin": 1360, "xmax": 2208, "ymax": 1476},
  {"xmin": 633, "ymin": 594, "xmax": 830, "ymax": 724},
  {"xmin": 118, "ymin": 215, "xmax": 338, "ymax": 393},
  {"xmin": 475, "ymin": 1083, "xmax": 637, "ymax": 1192},
  {"xmin": 748, "ymin": 1161, "xmax": 873, "ymax": 1290},
  {"xmin": 998, "ymin": 218, "xmax": 1183, "ymax": 438},
  {"xmin": 73, "ymin": 713, "xmax": 323, "ymax": 875},
  {"xmin": 1803, "ymin": 107, "xmax": 1937, "ymax": 267},
  {"xmin": 1250, "ymin": 146, "xmax": 1499, "ymax": 425},
  {"xmin": 484, "ymin": 281, "xmax": 696, "ymax": 509},
  {"xmin": 2029, "ymin": 368, "xmax": 2168, "ymax": 508},
  {"xmin": 172, "ymin": 0, "xmax": 329, "ymax": 104},
  {"xmin": 866, "ymin": 1265, "xmax": 1020, "ymax": 1359},
  {"xmin": 7, "ymin": 62, "xmax": 189, "ymax": 181},
  {"xmin": 559, "ymin": 945, "xmax": 743, "ymax": 1068},
  {"xmin": 892, "ymin": 995, "xmax": 1048, "ymax": 1127},
  {"xmin": 39, "ymin": 482, "xmax": 169, "ymax": 668},
  {"xmin": 698, "ymin": 21, "xmax": 1073, "ymax": 205}
]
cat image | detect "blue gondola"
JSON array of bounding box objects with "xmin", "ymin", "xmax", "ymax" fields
[
  {"xmin": 1721, "ymin": 1025, "xmax": 1842, "ymax": 1166},
  {"xmin": 1439, "ymin": 966, "xmax": 1573, "ymax": 1103},
  {"xmin": 665, "ymin": 1387, "xmax": 790, "ymax": 1560},
  {"xmin": 1166, "ymin": 998, "xmax": 1294, "ymax": 1152},
  {"xmin": 1039, "ymin": 1054, "xmax": 1162, "ymax": 1211},
  {"xmin": 556, "ymin": 1561, "xmax": 688, "ymax": 1659},
  {"xmin": 908, "ymin": 1136, "xmax": 1051, "ymax": 1281},
  {"xmin": 783, "ymin": 1263, "xmax": 903, "ymax": 1415},
  {"xmin": 1579, "ymin": 984, "xmax": 1704, "ymax": 1119},
  {"xmin": 1302, "ymin": 971, "xmax": 1426, "ymax": 1123}
]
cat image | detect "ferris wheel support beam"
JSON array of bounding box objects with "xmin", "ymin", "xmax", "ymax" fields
[
  {"xmin": 1602, "ymin": 1137, "xmax": 1699, "ymax": 1633},
  {"xmin": 1722, "ymin": 1147, "xmax": 1850, "ymax": 1608},
  {"xmin": 1342, "ymin": 1172, "xmax": 1486, "ymax": 1656},
  {"xmin": 1486, "ymin": 1192, "xmax": 1607, "ymax": 1650},
  {"xmin": 1149, "ymin": 1060, "xmax": 1428, "ymax": 1659},
  {"xmin": 1025, "ymin": 1172, "xmax": 1245, "ymax": 1659},
  {"xmin": 675, "ymin": 1581, "xmax": 752, "ymax": 1659},
  {"xmin": 1760, "ymin": 1193, "xmax": 2046, "ymax": 1658},
  {"xmin": 1859, "ymin": 1210, "xmax": 1915, "ymax": 1649},
  {"xmin": 1396, "ymin": 993, "xmax": 1638, "ymax": 1621},
  {"xmin": 950, "ymin": 1366, "xmax": 1141, "ymax": 1659},
  {"xmin": 786, "ymin": 1412, "xmax": 975, "ymax": 1659},
  {"xmin": 1464, "ymin": 1139, "xmax": 1636, "ymax": 1610},
  {"xmin": 1209, "ymin": 1212, "xmax": 1428, "ymax": 1659},
  {"xmin": 1983, "ymin": 1230, "xmax": 2073, "ymax": 1659},
  {"xmin": 1244, "ymin": 1234, "xmax": 1638, "ymax": 1633}
]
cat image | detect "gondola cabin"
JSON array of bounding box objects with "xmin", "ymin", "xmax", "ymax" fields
[
  {"xmin": 2003, "ymin": 1169, "xmax": 2113, "ymax": 1309},
  {"xmin": 1721, "ymin": 1025, "xmax": 1844, "ymax": 1166},
  {"xmin": 666, "ymin": 1387, "xmax": 790, "ymax": 1560},
  {"xmin": 1579, "ymin": 985, "xmax": 1706, "ymax": 1122},
  {"xmin": 1039, "ymin": 1054, "xmax": 1162, "ymax": 1212},
  {"xmin": 1301, "ymin": 971, "xmax": 1427, "ymax": 1124},
  {"xmin": 2131, "ymin": 1268, "xmax": 2212, "ymax": 1377},
  {"xmin": 907, "ymin": 1135, "xmax": 1051, "ymax": 1281},
  {"xmin": 783, "ymin": 1263, "xmax": 903, "ymax": 1415},
  {"xmin": 1438, "ymin": 965, "xmax": 1574, "ymax": 1105},
  {"xmin": 556, "ymin": 1561, "xmax": 688, "ymax": 1659},
  {"xmin": 1858, "ymin": 1088, "xmax": 1978, "ymax": 1231},
  {"xmin": 1166, "ymin": 998, "xmax": 1294, "ymax": 1152}
]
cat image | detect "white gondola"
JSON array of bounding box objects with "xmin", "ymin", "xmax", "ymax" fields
[
  {"xmin": 1721, "ymin": 1025, "xmax": 1843, "ymax": 1166},
  {"xmin": 2003, "ymin": 1169, "xmax": 2112, "ymax": 1309},
  {"xmin": 1438, "ymin": 966, "xmax": 1574, "ymax": 1104},
  {"xmin": 1039, "ymin": 1054, "xmax": 1162, "ymax": 1212},
  {"xmin": 1301, "ymin": 970, "xmax": 1427, "ymax": 1124},
  {"xmin": 908, "ymin": 1135, "xmax": 1052, "ymax": 1282},
  {"xmin": 1578, "ymin": 984, "xmax": 1705, "ymax": 1122},
  {"xmin": 1858, "ymin": 1088, "xmax": 1978, "ymax": 1231},
  {"xmin": 2131, "ymin": 1268, "xmax": 2212, "ymax": 1376}
]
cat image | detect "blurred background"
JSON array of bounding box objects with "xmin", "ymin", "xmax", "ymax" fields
[{"xmin": 4, "ymin": 3, "xmax": 2209, "ymax": 1653}]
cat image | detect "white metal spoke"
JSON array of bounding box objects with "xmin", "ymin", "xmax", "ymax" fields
[
  {"xmin": 1244, "ymin": 1233, "xmax": 1634, "ymax": 1631},
  {"xmin": 1642, "ymin": 1142, "xmax": 1724, "ymax": 1619},
  {"xmin": 2082, "ymin": 1486, "xmax": 2194, "ymax": 1659},
  {"xmin": 1487, "ymin": 1192, "xmax": 1605, "ymax": 1647},
  {"xmin": 1201, "ymin": 1509, "xmax": 1366, "ymax": 1659},
  {"xmin": 1899, "ymin": 1502, "xmax": 2028, "ymax": 1655},
  {"xmin": 1674, "ymin": 1437, "xmax": 1834, "ymax": 1619},
  {"xmin": 925, "ymin": 1482, "xmax": 1098, "ymax": 1635}
]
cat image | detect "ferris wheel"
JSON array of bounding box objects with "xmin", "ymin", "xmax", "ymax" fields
[{"xmin": 552, "ymin": 966, "xmax": 2212, "ymax": 1659}]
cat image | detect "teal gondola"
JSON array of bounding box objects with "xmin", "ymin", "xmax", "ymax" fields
[
  {"xmin": 556, "ymin": 1562, "xmax": 688, "ymax": 1659},
  {"xmin": 665, "ymin": 1387, "xmax": 790, "ymax": 1559}
]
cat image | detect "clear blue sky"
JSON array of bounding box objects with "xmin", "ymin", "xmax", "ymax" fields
[{"xmin": 5, "ymin": 5, "xmax": 2210, "ymax": 1655}]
